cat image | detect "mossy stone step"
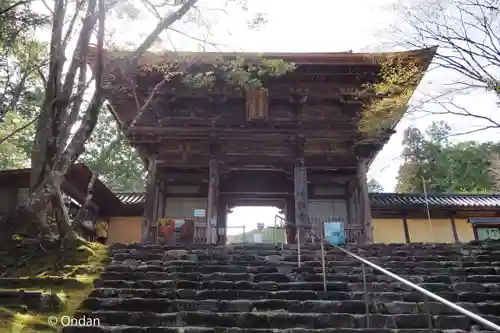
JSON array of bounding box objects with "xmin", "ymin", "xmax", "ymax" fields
[
  {"xmin": 0, "ymin": 290, "xmax": 64, "ymax": 312},
  {"xmin": 0, "ymin": 277, "xmax": 85, "ymax": 289}
]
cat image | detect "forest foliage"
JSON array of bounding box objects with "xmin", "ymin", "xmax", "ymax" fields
[{"xmin": 396, "ymin": 121, "xmax": 500, "ymax": 193}]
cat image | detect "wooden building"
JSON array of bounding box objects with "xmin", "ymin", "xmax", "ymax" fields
[
  {"xmin": 370, "ymin": 193, "xmax": 500, "ymax": 243},
  {"xmin": 89, "ymin": 47, "xmax": 436, "ymax": 244},
  {"xmin": 0, "ymin": 164, "xmax": 122, "ymax": 235},
  {"xmin": 105, "ymin": 192, "xmax": 500, "ymax": 244}
]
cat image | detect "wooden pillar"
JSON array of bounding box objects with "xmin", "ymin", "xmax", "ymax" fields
[
  {"xmin": 294, "ymin": 165, "xmax": 309, "ymax": 244},
  {"xmin": 207, "ymin": 158, "xmax": 219, "ymax": 244},
  {"xmin": 402, "ymin": 214, "xmax": 410, "ymax": 243},
  {"xmin": 357, "ymin": 159, "xmax": 373, "ymax": 243},
  {"xmin": 285, "ymin": 196, "xmax": 296, "ymax": 244},
  {"xmin": 142, "ymin": 156, "xmax": 158, "ymax": 243},
  {"xmin": 346, "ymin": 181, "xmax": 354, "ymax": 226},
  {"xmin": 216, "ymin": 198, "xmax": 227, "ymax": 245},
  {"xmin": 450, "ymin": 213, "xmax": 459, "ymax": 243}
]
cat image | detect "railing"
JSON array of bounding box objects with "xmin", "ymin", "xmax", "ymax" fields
[
  {"xmin": 310, "ymin": 232, "xmax": 500, "ymax": 332},
  {"xmin": 193, "ymin": 221, "xmax": 207, "ymax": 243},
  {"xmin": 275, "ymin": 215, "xmax": 364, "ymax": 244},
  {"xmin": 275, "ymin": 217, "xmax": 500, "ymax": 332}
]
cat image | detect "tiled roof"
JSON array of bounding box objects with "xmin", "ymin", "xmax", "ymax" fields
[
  {"xmin": 115, "ymin": 192, "xmax": 500, "ymax": 208},
  {"xmin": 115, "ymin": 192, "xmax": 146, "ymax": 204},
  {"xmin": 370, "ymin": 193, "xmax": 500, "ymax": 208}
]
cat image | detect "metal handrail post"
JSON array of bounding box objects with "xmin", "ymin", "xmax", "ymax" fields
[
  {"xmin": 297, "ymin": 227, "xmax": 301, "ymax": 268},
  {"xmin": 274, "ymin": 216, "xmax": 277, "ymax": 245},
  {"xmin": 424, "ymin": 296, "xmax": 434, "ymax": 333},
  {"xmin": 320, "ymin": 239, "xmax": 327, "ymax": 292}
]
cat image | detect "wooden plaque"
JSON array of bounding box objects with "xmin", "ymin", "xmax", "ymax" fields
[{"xmin": 245, "ymin": 88, "xmax": 269, "ymax": 121}]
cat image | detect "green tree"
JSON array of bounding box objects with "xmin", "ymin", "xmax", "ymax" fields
[
  {"xmin": 13, "ymin": 0, "xmax": 291, "ymax": 242},
  {"xmin": 368, "ymin": 179, "xmax": 384, "ymax": 193},
  {"xmin": 0, "ymin": 1, "xmax": 46, "ymax": 169},
  {"xmin": 0, "ymin": 0, "xmax": 46, "ymax": 121},
  {"xmin": 80, "ymin": 107, "xmax": 145, "ymax": 192},
  {"xmin": 396, "ymin": 121, "xmax": 500, "ymax": 193},
  {"xmin": 0, "ymin": 112, "xmax": 32, "ymax": 169}
]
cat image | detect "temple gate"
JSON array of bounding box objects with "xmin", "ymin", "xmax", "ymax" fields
[{"xmin": 91, "ymin": 47, "xmax": 435, "ymax": 244}]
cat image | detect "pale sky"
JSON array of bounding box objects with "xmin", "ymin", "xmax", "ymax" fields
[
  {"xmin": 110, "ymin": 0, "xmax": 500, "ymax": 190},
  {"xmin": 35, "ymin": 0, "xmax": 500, "ymax": 234}
]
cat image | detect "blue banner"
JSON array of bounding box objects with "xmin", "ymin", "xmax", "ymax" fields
[{"xmin": 324, "ymin": 222, "xmax": 345, "ymax": 245}]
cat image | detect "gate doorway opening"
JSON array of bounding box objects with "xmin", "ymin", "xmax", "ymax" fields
[{"xmin": 226, "ymin": 206, "xmax": 285, "ymax": 244}]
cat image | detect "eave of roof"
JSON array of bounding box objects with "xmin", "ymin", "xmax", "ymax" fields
[
  {"xmin": 114, "ymin": 192, "xmax": 500, "ymax": 209},
  {"xmin": 370, "ymin": 193, "xmax": 500, "ymax": 208},
  {"xmin": 87, "ymin": 46, "xmax": 436, "ymax": 67}
]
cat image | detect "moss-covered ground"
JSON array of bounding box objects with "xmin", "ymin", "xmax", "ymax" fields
[{"xmin": 0, "ymin": 239, "xmax": 109, "ymax": 333}]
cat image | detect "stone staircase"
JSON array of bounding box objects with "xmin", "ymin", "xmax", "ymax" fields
[{"xmin": 64, "ymin": 242, "xmax": 500, "ymax": 333}]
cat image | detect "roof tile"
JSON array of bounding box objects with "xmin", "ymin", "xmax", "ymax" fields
[{"xmin": 115, "ymin": 192, "xmax": 500, "ymax": 208}]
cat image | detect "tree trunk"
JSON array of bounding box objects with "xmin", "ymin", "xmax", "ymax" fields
[{"xmin": 24, "ymin": 0, "xmax": 199, "ymax": 242}]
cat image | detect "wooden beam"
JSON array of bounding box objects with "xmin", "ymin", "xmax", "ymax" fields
[
  {"xmin": 450, "ymin": 213, "xmax": 459, "ymax": 243},
  {"xmin": 130, "ymin": 126, "xmax": 362, "ymax": 138},
  {"xmin": 286, "ymin": 196, "xmax": 296, "ymax": 244},
  {"xmin": 131, "ymin": 82, "xmax": 367, "ymax": 98},
  {"xmin": 402, "ymin": 215, "xmax": 410, "ymax": 243},
  {"xmin": 156, "ymin": 154, "xmax": 357, "ymax": 169},
  {"xmin": 294, "ymin": 165, "xmax": 309, "ymax": 244},
  {"xmin": 216, "ymin": 198, "xmax": 227, "ymax": 245},
  {"xmin": 142, "ymin": 156, "xmax": 157, "ymax": 242},
  {"xmin": 206, "ymin": 158, "xmax": 219, "ymax": 244},
  {"xmin": 157, "ymin": 172, "xmax": 208, "ymax": 183},
  {"xmin": 357, "ymin": 159, "xmax": 373, "ymax": 243}
]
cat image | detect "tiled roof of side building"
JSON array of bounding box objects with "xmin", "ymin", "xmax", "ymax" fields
[
  {"xmin": 369, "ymin": 193, "xmax": 500, "ymax": 208},
  {"xmin": 115, "ymin": 192, "xmax": 146, "ymax": 204},
  {"xmin": 115, "ymin": 192, "xmax": 500, "ymax": 208}
]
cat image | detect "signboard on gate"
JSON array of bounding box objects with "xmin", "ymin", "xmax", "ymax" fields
[
  {"xmin": 193, "ymin": 209, "xmax": 205, "ymax": 217},
  {"xmin": 257, "ymin": 223, "xmax": 265, "ymax": 231},
  {"xmin": 324, "ymin": 222, "xmax": 345, "ymax": 245}
]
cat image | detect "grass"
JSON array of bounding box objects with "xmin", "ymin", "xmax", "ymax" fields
[{"xmin": 0, "ymin": 240, "xmax": 109, "ymax": 333}]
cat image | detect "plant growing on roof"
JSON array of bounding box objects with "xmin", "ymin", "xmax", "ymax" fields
[
  {"xmin": 181, "ymin": 56, "xmax": 297, "ymax": 90},
  {"xmin": 359, "ymin": 57, "xmax": 423, "ymax": 136}
]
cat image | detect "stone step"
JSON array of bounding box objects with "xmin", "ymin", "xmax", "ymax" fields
[
  {"xmin": 0, "ymin": 290, "xmax": 63, "ymax": 312},
  {"xmin": 111, "ymin": 254, "xmax": 500, "ymax": 265},
  {"xmin": 70, "ymin": 310, "xmax": 500, "ymax": 330},
  {"xmin": 94, "ymin": 280, "xmax": 350, "ymax": 291},
  {"xmin": 105, "ymin": 260, "xmax": 500, "ymax": 270},
  {"xmin": 80, "ymin": 298, "xmax": 368, "ymax": 313},
  {"xmin": 62, "ymin": 327, "xmax": 499, "ymax": 333},
  {"xmin": 98, "ymin": 271, "xmax": 500, "ymax": 284},
  {"xmin": 0, "ymin": 277, "xmax": 84, "ymax": 289},
  {"xmin": 89, "ymin": 289, "xmax": 352, "ymax": 301},
  {"xmin": 79, "ymin": 297, "xmax": 500, "ymax": 316},
  {"xmin": 88, "ymin": 287, "xmax": 500, "ymax": 302},
  {"xmin": 110, "ymin": 243, "xmax": 500, "ymax": 253},
  {"xmin": 110, "ymin": 246, "xmax": 470, "ymax": 253},
  {"xmin": 93, "ymin": 279, "xmax": 500, "ymax": 293},
  {"xmin": 110, "ymin": 244, "xmax": 498, "ymax": 252},
  {"xmin": 112, "ymin": 250, "xmax": 494, "ymax": 260},
  {"xmin": 108, "ymin": 258, "xmax": 500, "ymax": 269},
  {"xmin": 103, "ymin": 264, "xmax": 500, "ymax": 277}
]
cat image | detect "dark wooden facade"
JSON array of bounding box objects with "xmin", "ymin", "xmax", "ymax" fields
[
  {"xmin": 0, "ymin": 164, "xmax": 121, "ymax": 218},
  {"xmin": 90, "ymin": 47, "xmax": 436, "ymax": 244}
]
